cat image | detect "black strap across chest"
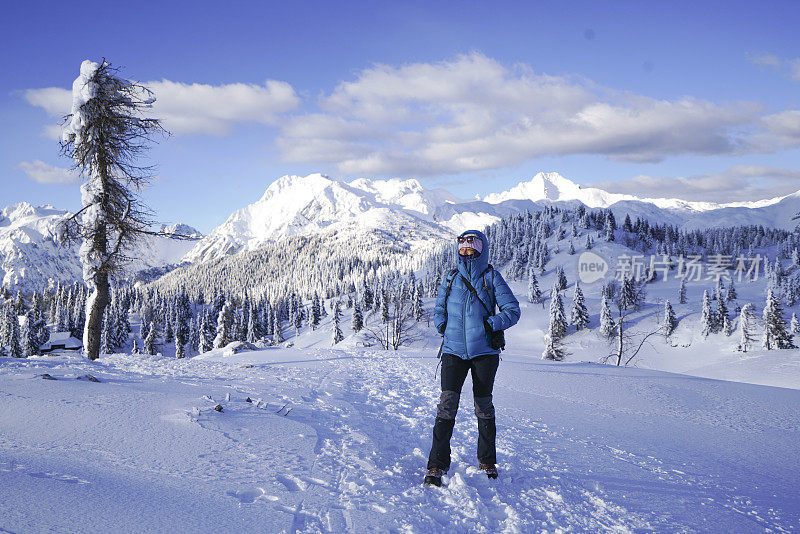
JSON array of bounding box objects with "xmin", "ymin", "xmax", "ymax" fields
[{"xmin": 460, "ymin": 274, "xmax": 494, "ymax": 315}]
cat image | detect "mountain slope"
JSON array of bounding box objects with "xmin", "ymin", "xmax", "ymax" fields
[
  {"xmin": 0, "ymin": 203, "xmax": 202, "ymax": 291},
  {"xmin": 183, "ymin": 174, "xmax": 458, "ymax": 264}
]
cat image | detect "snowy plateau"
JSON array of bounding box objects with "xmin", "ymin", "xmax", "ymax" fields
[{"xmin": 2, "ymin": 171, "xmax": 800, "ymax": 533}]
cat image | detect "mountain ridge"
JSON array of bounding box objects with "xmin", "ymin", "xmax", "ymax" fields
[
  {"xmin": 183, "ymin": 171, "xmax": 800, "ymax": 265},
  {"xmin": 5, "ymin": 171, "xmax": 800, "ymax": 290},
  {"xmin": 483, "ymin": 171, "xmax": 788, "ymax": 212},
  {"xmin": 0, "ymin": 202, "xmax": 202, "ymax": 291}
]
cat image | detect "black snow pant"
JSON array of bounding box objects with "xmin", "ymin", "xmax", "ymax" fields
[{"xmin": 427, "ymin": 352, "xmax": 499, "ymax": 472}]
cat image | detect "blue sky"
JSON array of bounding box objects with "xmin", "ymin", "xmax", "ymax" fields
[{"xmin": 2, "ymin": 0, "xmax": 799, "ymax": 233}]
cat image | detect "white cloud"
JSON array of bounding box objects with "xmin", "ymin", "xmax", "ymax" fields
[
  {"xmin": 25, "ymin": 79, "xmax": 300, "ymax": 137},
  {"xmin": 792, "ymin": 59, "xmax": 800, "ymax": 82},
  {"xmin": 745, "ymin": 52, "xmax": 800, "ymax": 83},
  {"xmin": 17, "ymin": 160, "xmax": 80, "ymax": 184},
  {"xmin": 745, "ymin": 52, "xmax": 781, "ymax": 68},
  {"xmin": 276, "ymin": 53, "xmax": 772, "ymax": 176},
  {"xmin": 589, "ymin": 165, "xmax": 800, "ymax": 202}
]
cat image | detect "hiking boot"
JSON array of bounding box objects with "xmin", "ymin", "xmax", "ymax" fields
[
  {"xmin": 424, "ymin": 467, "xmax": 444, "ymax": 487},
  {"xmin": 479, "ymin": 462, "xmax": 498, "ymax": 479}
]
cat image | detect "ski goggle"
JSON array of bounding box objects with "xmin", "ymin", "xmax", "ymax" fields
[{"xmin": 457, "ymin": 234, "xmax": 483, "ymax": 254}]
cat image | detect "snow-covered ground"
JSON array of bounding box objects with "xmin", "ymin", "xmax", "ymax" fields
[
  {"xmin": 2, "ymin": 335, "xmax": 799, "ymax": 532},
  {"xmin": 3, "ymin": 231, "xmax": 800, "ymax": 532}
]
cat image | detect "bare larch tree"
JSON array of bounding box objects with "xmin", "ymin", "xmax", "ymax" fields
[{"xmin": 60, "ymin": 59, "xmax": 167, "ymax": 360}]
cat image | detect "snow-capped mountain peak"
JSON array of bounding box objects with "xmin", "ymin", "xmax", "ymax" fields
[
  {"xmin": 183, "ymin": 173, "xmax": 454, "ymax": 264},
  {"xmin": 483, "ymin": 171, "xmax": 790, "ymax": 213},
  {"xmin": 348, "ymin": 176, "xmax": 461, "ymax": 215},
  {"xmin": 483, "ymin": 172, "xmax": 636, "ymax": 207}
]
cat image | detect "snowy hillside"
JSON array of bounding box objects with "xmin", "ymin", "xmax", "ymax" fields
[{"xmin": 0, "ymin": 202, "xmax": 202, "ymax": 291}]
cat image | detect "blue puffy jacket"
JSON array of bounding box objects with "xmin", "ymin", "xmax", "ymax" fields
[{"xmin": 433, "ymin": 230, "xmax": 521, "ymax": 359}]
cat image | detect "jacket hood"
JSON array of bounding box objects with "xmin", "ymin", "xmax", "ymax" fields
[{"xmin": 456, "ymin": 229, "xmax": 490, "ymax": 281}]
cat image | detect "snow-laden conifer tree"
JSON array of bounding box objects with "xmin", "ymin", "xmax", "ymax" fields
[
  {"xmin": 59, "ymin": 60, "xmax": 166, "ymax": 361},
  {"xmin": 293, "ymin": 303, "xmax": 303, "ymax": 336},
  {"xmin": 272, "ymin": 307, "xmax": 284, "ymax": 344},
  {"xmin": 600, "ymin": 294, "xmax": 616, "ymax": 339},
  {"xmin": 726, "ymin": 279, "xmax": 737, "ymax": 301},
  {"xmin": 528, "ymin": 270, "xmax": 542, "ymax": 304},
  {"xmin": 570, "ymin": 282, "xmax": 589, "ymax": 330},
  {"xmin": 542, "ymin": 285, "xmax": 567, "ymax": 361},
  {"xmin": 175, "ymin": 333, "xmax": 185, "ymax": 359},
  {"xmin": 332, "ymin": 300, "xmax": 344, "ymax": 345},
  {"xmin": 738, "ymin": 303, "xmax": 757, "ymax": 352},
  {"xmin": 363, "ymin": 285, "xmax": 373, "ymax": 311},
  {"xmin": 700, "ymin": 290, "xmax": 714, "ymax": 336},
  {"xmin": 311, "ymin": 293, "xmax": 321, "ymax": 330},
  {"xmin": 791, "ymin": 312, "xmax": 800, "ymax": 334},
  {"xmin": 716, "ymin": 298, "xmax": 729, "ymax": 335},
  {"xmin": 555, "ymin": 266, "xmax": 567, "ymax": 292},
  {"xmin": 198, "ymin": 310, "xmax": 213, "ymax": 353},
  {"xmin": 22, "ymin": 310, "xmax": 39, "ymax": 357},
  {"xmin": 715, "ymin": 278, "xmax": 725, "ymax": 301},
  {"xmin": 100, "ymin": 310, "xmax": 112, "ymax": 355},
  {"xmin": 678, "ymin": 277, "xmax": 687, "ymax": 305},
  {"xmin": 55, "ymin": 291, "xmax": 67, "ymax": 332},
  {"xmin": 113, "ymin": 299, "xmax": 130, "ymax": 349},
  {"xmin": 663, "ymin": 300, "xmax": 677, "ymax": 338},
  {"xmin": 619, "ymin": 275, "xmax": 642, "ymax": 310},
  {"xmin": 187, "ymin": 317, "xmax": 200, "ymax": 355},
  {"xmin": 213, "ymin": 301, "xmax": 233, "ymax": 349},
  {"xmin": 352, "ymin": 301, "xmax": 363, "ymax": 333},
  {"xmin": 246, "ymin": 305, "xmax": 259, "ymax": 343},
  {"xmin": 413, "ymin": 281, "xmax": 424, "ymax": 322},
  {"xmin": 144, "ymin": 321, "xmax": 157, "ymax": 355},
  {"xmin": 762, "ymin": 289, "xmax": 796, "ymax": 349},
  {"xmin": 381, "ymin": 289, "xmax": 390, "ymax": 324},
  {"xmin": 164, "ymin": 315, "xmax": 174, "ymax": 343},
  {"xmin": 722, "ymin": 314, "xmax": 733, "ymax": 337}
]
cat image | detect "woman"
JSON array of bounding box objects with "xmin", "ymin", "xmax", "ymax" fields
[{"xmin": 425, "ymin": 229, "xmax": 521, "ymax": 486}]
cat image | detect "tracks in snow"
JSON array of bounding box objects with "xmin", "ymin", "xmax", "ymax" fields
[{"xmin": 279, "ymin": 352, "xmax": 655, "ymax": 533}]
